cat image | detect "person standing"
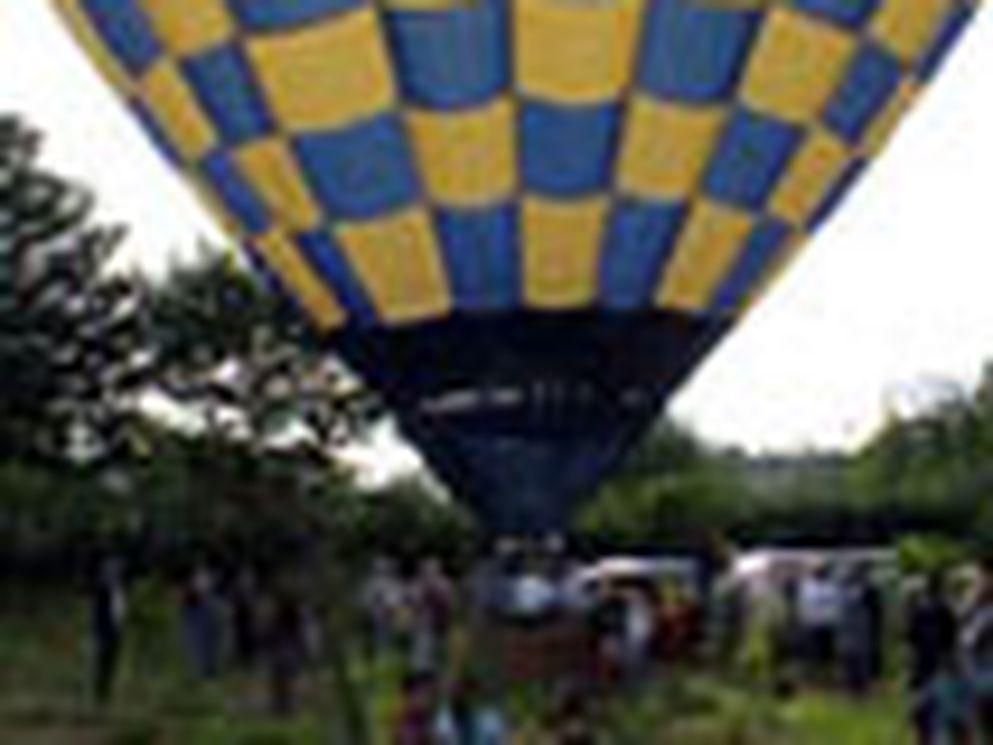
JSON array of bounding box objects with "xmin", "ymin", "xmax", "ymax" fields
[
  {"xmin": 510, "ymin": 560, "xmax": 557, "ymax": 626},
  {"xmin": 90, "ymin": 555, "xmax": 127, "ymax": 705},
  {"xmin": 229, "ymin": 565, "xmax": 259, "ymax": 668},
  {"xmin": 360, "ymin": 556, "xmax": 404, "ymax": 659},
  {"xmin": 410, "ymin": 559, "xmax": 454, "ymax": 675},
  {"xmin": 180, "ymin": 562, "xmax": 222, "ymax": 680},
  {"xmin": 266, "ymin": 589, "xmax": 307, "ymax": 716},
  {"xmin": 864, "ymin": 566, "xmax": 886, "ymax": 683},
  {"xmin": 906, "ymin": 574, "xmax": 960, "ymax": 745},
  {"xmin": 838, "ymin": 565, "xmax": 877, "ymax": 696},
  {"xmin": 797, "ymin": 563, "xmax": 842, "ymax": 683},
  {"xmin": 963, "ymin": 559, "xmax": 993, "ymax": 742},
  {"xmin": 739, "ymin": 578, "xmax": 791, "ymax": 693},
  {"xmin": 621, "ymin": 588, "xmax": 655, "ymax": 685},
  {"xmin": 588, "ymin": 584, "xmax": 627, "ymax": 690}
]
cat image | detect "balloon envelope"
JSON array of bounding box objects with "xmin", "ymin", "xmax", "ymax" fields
[{"xmin": 56, "ymin": 0, "xmax": 977, "ymax": 533}]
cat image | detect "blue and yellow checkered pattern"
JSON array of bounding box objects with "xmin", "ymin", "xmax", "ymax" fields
[{"xmin": 57, "ymin": 0, "xmax": 979, "ymax": 333}]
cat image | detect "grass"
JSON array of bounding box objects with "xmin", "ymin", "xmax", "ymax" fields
[{"xmin": 0, "ymin": 586, "xmax": 913, "ymax": 744}]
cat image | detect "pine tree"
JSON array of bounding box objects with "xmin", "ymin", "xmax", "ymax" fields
[{"xmin": 0, "ymin": 117, "xmax": 150, "ymax": 463}]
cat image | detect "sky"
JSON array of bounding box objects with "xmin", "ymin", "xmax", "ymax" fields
[{"xmin": 2, "ymin": 2, "xmax": 992, "ymax": 459}]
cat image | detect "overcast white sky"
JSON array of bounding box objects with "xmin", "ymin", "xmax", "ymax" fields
[{"xmin": 2, "ymin": 2, "xmax": 992, "ymax": 457}]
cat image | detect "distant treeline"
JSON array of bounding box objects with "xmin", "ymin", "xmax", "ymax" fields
[
  {"xmin": 5, "ymin": 371, "xmax": 993, "ymax": 582},
  {"xmin": 580, "ymin": 370, "xmax": 993, "ymax": 559}
]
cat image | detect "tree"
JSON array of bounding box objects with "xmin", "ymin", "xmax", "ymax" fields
[
  {"xmin": 578, "ymin": 420, "xmax": 745, "ymax": 552},
  {"xmin": 0, "ymin": 117, "xmax": 150, "ymax": 464},
  {"xmin": 146, "ymin": 251, "xmax": 378, "ymax": 461}
]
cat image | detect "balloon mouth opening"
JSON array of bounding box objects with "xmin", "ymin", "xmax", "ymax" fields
[{"xmin": 332, "ymin": 310, "xmax": 730, "ymax": 535}]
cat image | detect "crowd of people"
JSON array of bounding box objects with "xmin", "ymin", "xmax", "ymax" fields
[
  {"xmin": 726, "ymin": 560, "xmax": 885, "ymax": 695},
  {"xmin": 359, "ymin": 543, "xmax": 708, "ymax": 744},
  {"xmin": 723, "ymin": 556, "xmax": 993, "ymax": 745},
  {"xmin": 86, "ymin": 544, "xmax": 993, "ymax": 743},
  {"xmin": 90, "ymin": 556, "xmax": 317, "ymax": 715}
]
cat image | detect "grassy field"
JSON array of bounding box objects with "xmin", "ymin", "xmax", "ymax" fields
[{"xmin": 0, "ymin": 586, "xmax": 912, "ymax": 744}]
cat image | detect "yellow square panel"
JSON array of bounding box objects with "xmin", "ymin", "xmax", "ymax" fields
[
  {"xmin": 523, "ymin": 196, "xmax": 608, "ymax": 309},
  {"xmin": 140, "ymin": 0, "xmax": 235, "ymax": 55},
  {"xmin": 255, "ymin": 230, "xmax": 346, "ymax": 331},
  {"xmin": 248, "ymin": 8, "xmax": 396, "ymax": 132},
  {"xmin": 516, "ymin": 0, "xmax": 644, "ymax": 104},
  {"xmin": 871, "ymin": 0, "xmax": 951, "ymax": 62},
  {"xmin": 860, "ymin": 78, "xmax": 919, "ymax": 156},
  {"xmin": 742, "ymin": 8, "xmax": 857, "ymax": 124},
  {"xmin": 407, "ymin": 98, "xmax": 517, "ymax": 208},
  {"xmin": 618, "ymin": 97, "xmax": 727, "ymax": 201},
  {"xmin": 55, "ymin": 0, "xmax": 134, "ymax": 94},
  {"xmin": 335, "ymin": 209, "xmax": 452, "ymax": 325},
  {"xmin": 235, "ymin": 138, "xmax": 322, "ymax": 232},
  {"xmin": 656, "ymin": 200, "xmax": 754, "ymax": 311},
  {"xmin": 139, "ymin": 59, "xmax": 217, "ymax": 161},
  {"xmin": 769, "ymin": 129, "xmax": 852, "ymax": 227}
]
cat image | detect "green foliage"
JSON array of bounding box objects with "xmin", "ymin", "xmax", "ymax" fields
[
  {"xmin": 0, "ymin": 117, "xmax": 149, "ymax": 464},
  {"xmin": 845, "ymin": 368, "xmax": 993, "ymax": 551},
  {"xmin": 145, "ymin": 250, "xmax": 378, "ymax": 455},
  {"xmin": 321, "ymin": 477, "xmax": 478, "ymax": 569},
  {"xmin": 0, "ymin": 460, "xmax": 122, "ymax": 573},
  {"xmin": 896, "ymin": 534, "xmax": 969, "ymax": 575},
  {"xmin": 577, "ymin": 421, "xmax": 744, "ymax": 552},
  {"xmin": 581, "ymin": 363, "xmax": 993, "ymax": 554}
]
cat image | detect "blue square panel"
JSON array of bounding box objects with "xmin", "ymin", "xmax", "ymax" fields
[
  {"xmin": 184, "ymin": 44, "xmax": 274, "ymax": 145},
  {"xmin": 81, "ymin": 0, "xmax": 161, "ymax": 75},
  {"xmin": 600, "ymin": 198, "xmax": 687, "ymax": 310},
  {"xmin": 638, "ymin": 0, "xmax": 762, "ymax": 102},
  {"xmin": 436, "ymin": 205, "xmax": 520, "ymax": 311},
  {"xmin": 226, "ymin": 0, "xmax": 362, "ymax": 30},
  {"xmin": 521, "ymin": 101, "xmax": 621, "ymax": 197},
  {"xmin": 824, "ymin": 43, "xmax": 903, "ymax": 144},
  {"xmin": 704, "ymin": 108, "xmax": 803, "ymax": 210},
  {"xmin": 384, "ymin": 0, "xmax": 510, "ymax": 109},
  {"xmin": 293, "ymin": 115, "xmax": 420, "ymax": 220}
]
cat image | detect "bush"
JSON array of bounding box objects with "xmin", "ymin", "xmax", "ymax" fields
[{"xmin": 897, "ymin": 534, "xmax": 968, "ymax": 575}]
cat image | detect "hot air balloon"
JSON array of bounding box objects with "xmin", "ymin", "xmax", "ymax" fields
[{"xmin": 55, "ymin": 0, "xmax": 979, "ymax": 534}]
